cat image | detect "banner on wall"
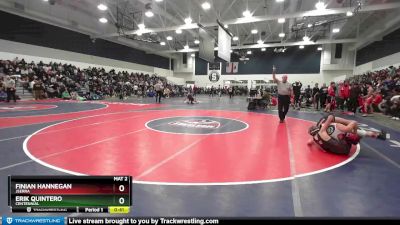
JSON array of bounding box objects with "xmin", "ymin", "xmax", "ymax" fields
[
  {"xmin": 208, "ymin": 62, "xmax": 221, "ymax": 82},
  {"xmin": 226, "ymin": 62, "xmax": 238, "ymax": 73}
]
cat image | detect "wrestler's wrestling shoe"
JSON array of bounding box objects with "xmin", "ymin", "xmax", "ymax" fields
[{"xmin": 377, "ymin": 130, "xmax": 389, "ymax": 140}]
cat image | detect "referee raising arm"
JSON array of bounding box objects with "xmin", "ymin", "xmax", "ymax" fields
[{"xmin": 272, "ymin": 65, "xmax": 292, "ymax": 123}]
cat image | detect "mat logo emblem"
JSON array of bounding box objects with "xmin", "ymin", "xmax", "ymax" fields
[
  {"xmin": 6, "ymin": 217, "xmax": 12, "ymax": 224},
  {"xmin": 169, "ymin": 119, "xmax": 221, "ymax": 129}
]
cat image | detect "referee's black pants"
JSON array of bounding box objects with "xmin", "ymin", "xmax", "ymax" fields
[
  {"xmin": 156, "ymin": 90, "xmax": 163, "ymax": 103},
  {"xmin": 278, "ymin": 95, "xmax": 290, "ymax": 121}
]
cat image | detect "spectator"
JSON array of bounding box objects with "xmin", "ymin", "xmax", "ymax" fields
[
  {"xmin": 325, "ymin": 82, "xmax": 336, "ymax": 112},
  {"xmin": 5, "ymin": 76, "xmax": 17, "ymax": 103},
  {"xmin": 32, "ymin": 79, "xmax": 43, "ymax": 100},
  {"xmin": 292, "ymin": 81, "xmax": 302, "ymax": 110},
  {"xmin": 349, "ymin": 82, "xmax": 361, "ymax": 115},
  {"xmin": 319, "ymin": 83, "xmax": 328, "ymax": 110},
  {"xmin": 362, "ymin": 82, "xmax": 375, "ymax": 117},
  {"xmin": 228, "ymin": 86, "xmax": 234, "ymax": 99},
  {"xmin": 312, "ymin": 83, "xmax": 320, "ymax": 110},
  {"xmin": 340, "ymin": 80, "xmax": 351, "ymax": 112}
]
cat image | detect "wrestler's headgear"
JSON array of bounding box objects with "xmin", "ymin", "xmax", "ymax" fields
[
  {"xmin": 308, "ymin": 125, "xmax": 320, "ymax": 136},
  {"xmin": 345, "ymin": 133, "xmax": 361, "ymax": 145}
]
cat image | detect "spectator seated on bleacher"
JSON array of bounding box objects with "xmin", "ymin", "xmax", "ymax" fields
[
  {"xmin": 0, "ymin": 91, "xmax": 6, "ymax": 101},
  {"xmin": 87, "ymin": 92, "xmax": 102, "ymax": 100},
  {"xmin": 46, "ymin": 85, "xmax": 57, "ymax": 98},
  {"xmin": 0, "ymin": 79, "xmax": 6, "ymax": 101},
  {"xmin": 258, "ymin": 89, "xmax": 271, "ymax": 109},
  {"xmin": 389, "ymin": 95, "xmax": 400, "ymax": 120},
  {"xmin": 70, "ymin": 91, "xmax": 86, "ymax": 101},
  {"xmin": 61, "ymin": 90, "xmax": 71, "ymax": 100},
  {"xmin": 0, "ymin": 58, "xmax": 183, "ymax": 101},
  {"xmin": 380, "ymin": 86, "xmax": 400, "ymax": 120},
  {"xmin": 371, "ymin": 91, "xmax": 384, "ymax": 112},
  {"xmin": 0, "ymin": 83, "xmax": 6, "ymax": 101},
  {"xmin": 147, "ymin": 89, "xmax": 155, "ymax": 97}
]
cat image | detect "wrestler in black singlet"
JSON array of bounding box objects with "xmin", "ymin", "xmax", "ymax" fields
[{"xmin": 313, "ymin": 117, "xmax": 352, "ymax": 155}]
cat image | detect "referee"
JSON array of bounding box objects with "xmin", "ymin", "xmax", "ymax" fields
[{"xmin": 272, "ymin": 65, "xmax": 292, "ymax": 123}]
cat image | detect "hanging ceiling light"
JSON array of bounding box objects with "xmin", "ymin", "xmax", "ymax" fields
[
  {"xmin": 138, "ymin": 23, "xmax": 146, "ymax": 30},
  {"xmin": 315, "ymin": 1, "xmax": 326, "ymax": 10},
  {"xmin": 247, "ymin": 50, "xmax": 252, "ymax": 55},
  {"xmin": 299, "ymin": 45, "xmax": 305, "ymax": 49},
  {"xmin": 155, "ymin": 0, "xmax": 163, "ymax": 2},
  {"xmin": 233, "ymin": 36, "xmax": 239, "ymax": 41},
  {"xmin": 307, "ymin": 23, "xmax": 313, "ymax": 28},
  {"xmin": 303, "ymin": 35, "xmax": 310, "ymax": 42},
  {"xmin": 194, "ymin": 39, "xmax": 200, "ymax": 44},
  {"xmin": 332, "ymin": 28, "xmax": 340, "ymax": 33},
  {"xmin": 176, "ymin": 29, "xmax": 182, "ymax": 34},
  {"xmin": 145, "ymin": 10, "xmax": 154, "ymax": 17},
  {"xmin": 202, "ymin": 2, "xmax": 211, "ymax": 10},
  {"xmin": 251, "ymin": 29, "xmax": 258, "ymax": 34},
  {"xmin": 279, "ymin": 32, "xmax": 285, "ymax": 38},
  {"xmin": 166, "ymin": 36, "xmax": 173, "ymax": 40},
  {"xmin": 224, "ymin": 24, "xmax": 228, "ymax": 29},
  {"xmin": 278, "ymin": 18, "xmax": 285, "ymax": 23},
  {"xmin": 160, "ymin": 41, "xmax": 166, "ymax": 46},
  {"xmin": 261, "ymin": 48, "xmax": 266, "ymax": 51},
  {"xmin": 257, "ymin": 39, "xmax": 263, "ymax": 45},
  {"xmin": 184, "ymin": 45, "xmax": 189, "ymax": 50},
  {"xmin": 99, "ymin": 18, "xmax": 108, "ymax": 23},
  {"xmin": 184, "ymin": 17, "xmax": 192, "ymax": 24},
  {"xmin": 242, "ymin": 10, "xmax": 252, "ymax": 18},
  {"xmin": 191, "ymin": 53, "xmax": 195, "ymax": 57},
  {"xmin": 318, "ymin": 47, "xmax": 323, "ymax": 51},
  {"xmin": 346, "ymin": 11, "xmax": 353, "ymax": 17},
  {"xmin": 97, "ymin": 4, "xmax": 108, "ymax": 11}
]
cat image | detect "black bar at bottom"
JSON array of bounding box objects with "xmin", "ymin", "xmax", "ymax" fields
[
  {"xmin": 12, "ymin": 207, "xmax": 77, "ymax": 213},
  {"xmin": 66, "ymin": 218, "xmax": 400, "ymax": 225}
]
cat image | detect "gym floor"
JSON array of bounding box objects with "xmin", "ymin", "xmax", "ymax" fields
[{"xmin": 1, "ymin": 96, "xmax": 399, "ymax": 217}]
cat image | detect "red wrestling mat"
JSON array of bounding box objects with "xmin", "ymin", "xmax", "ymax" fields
[{"xmin": 24, "ymin": 110, "xmax": 358, "ymax": 185}]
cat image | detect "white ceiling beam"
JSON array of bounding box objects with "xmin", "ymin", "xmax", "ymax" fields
[
  {"xmin": 140, "ymin": 0, "xmax": 198, "ymax": 37},
  {"xmin": 349, "ymin": 11, "xmax": 400, "ymax": 51},
  {"xmin": 160, "ymin": 38, "xmax": 358, "ymax": 53},
  {"xmin": 94, "ymin": 2, "xmax": 400, "ymax": 39},
  {"xmin": 220, "ymin": 0, "xmax": 238, "ymax": 19}
]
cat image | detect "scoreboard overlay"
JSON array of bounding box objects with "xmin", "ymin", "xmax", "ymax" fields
[{"xmin": 8, "ymin": 176, "xmax": 132, "ymax": 213}]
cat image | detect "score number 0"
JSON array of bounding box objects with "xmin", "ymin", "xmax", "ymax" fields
[{"xmin": 118, "ymin": 185, "xmax": 126, "ymax": 205}]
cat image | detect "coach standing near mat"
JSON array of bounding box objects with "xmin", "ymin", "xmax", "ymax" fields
[{"xmin": 272, "ymin": 65, "xmax": 292, "ymax": 123}]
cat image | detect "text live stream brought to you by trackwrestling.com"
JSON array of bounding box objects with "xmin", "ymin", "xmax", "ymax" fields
[{"xmin": 0, "ymin": 217, "xmax": 224, "ymax": 225}]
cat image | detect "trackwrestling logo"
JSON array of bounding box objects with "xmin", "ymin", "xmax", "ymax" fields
[
  {"xmin": 146, "ymin": 116, "xmax": 248, "ymax": 135},
  {"xmin": 2, "ymin": 217, "xmax": 64, "ymax": 225},
  {"xmin": 168, "ymin": 119, "xmax": 221, "ymax": 129}
]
